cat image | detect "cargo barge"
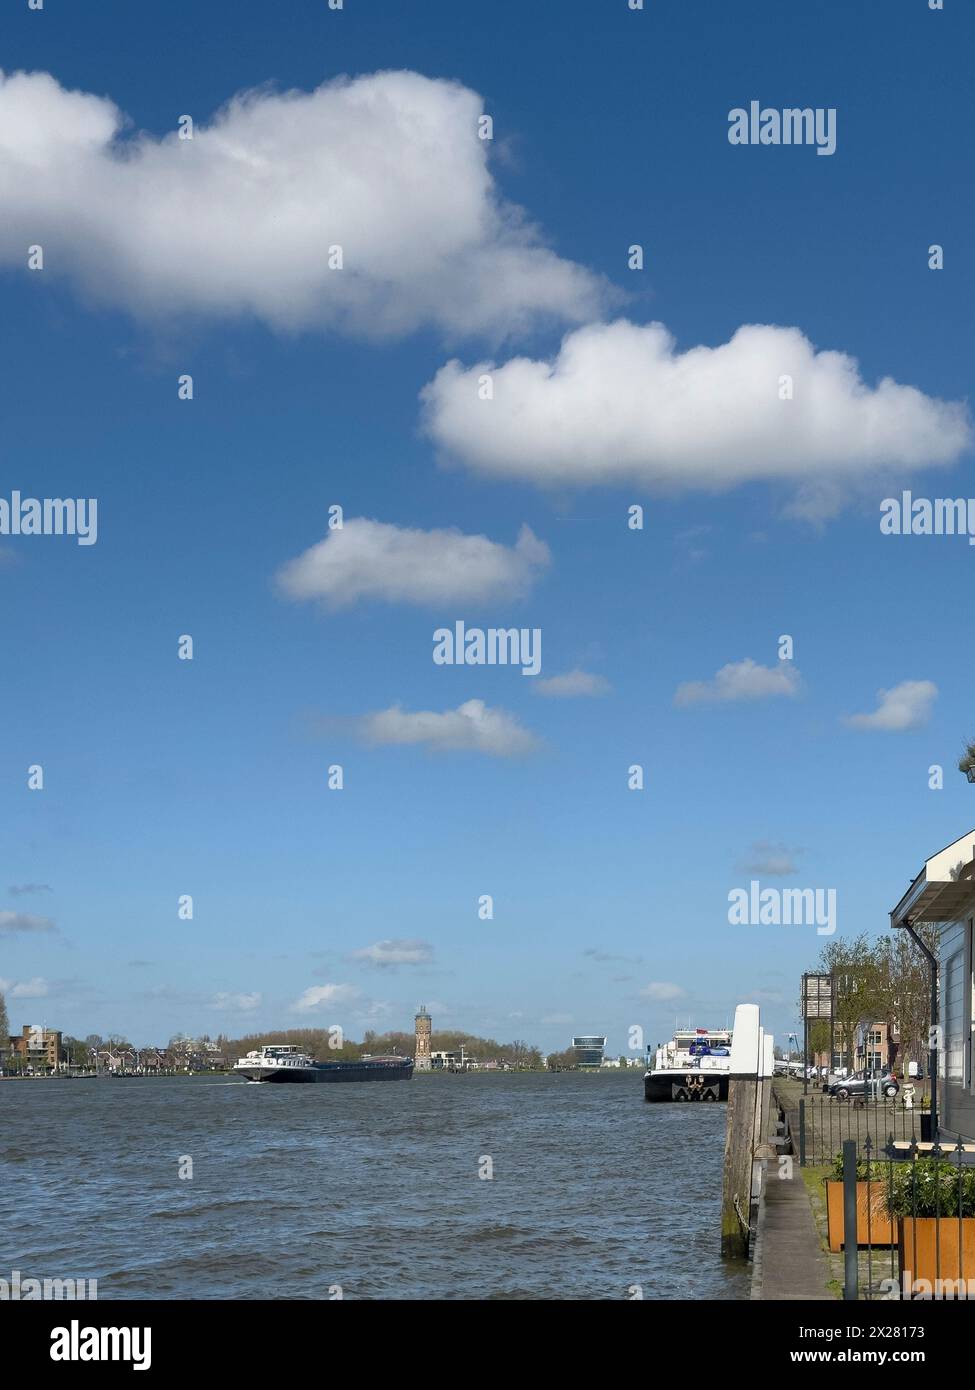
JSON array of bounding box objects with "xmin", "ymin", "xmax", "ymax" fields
[{"xmin": 234, "ymin": 1044, "xmax": 414, "ymax": 1083}]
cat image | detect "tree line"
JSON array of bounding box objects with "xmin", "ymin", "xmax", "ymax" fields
[{"xmin": 803, "ymin": 925, "xmax": 938, "ymax": 1071}]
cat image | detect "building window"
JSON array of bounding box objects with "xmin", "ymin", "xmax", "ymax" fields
[{"xmin": 944, "ymin": 938, "xmax": 968, "ymax": 1086}]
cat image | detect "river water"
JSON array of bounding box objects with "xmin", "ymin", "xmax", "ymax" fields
[{"xmin": 1, "ymin": 1072, "xmax": 748, "ymax": 1300}]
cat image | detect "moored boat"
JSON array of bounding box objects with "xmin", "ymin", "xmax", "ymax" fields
[
  {"xmin": 643, "ymin": 1027, "xmax": 732, "ymax": 1102},
  {"xmin": 233, "ymin": 1044, "xmax": 414, "ymax": 1084}
]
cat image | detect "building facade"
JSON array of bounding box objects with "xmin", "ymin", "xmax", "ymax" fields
[
  {"xmin": 414, "ymin": 1005, "xmax": 432, "ymax": 1072},
  {"xmin": 571, "ymin": 1035, "xmax": 606, "ymax": 1069},
  {"xmin": 890, "ymin": 827, "xmax": 975, "ymax": 1143},
  {"xmin": 812, "ymin": 1021, "xmax": 893, "ymax": 1074},
  {"xmin": 8, "ymin": 1025, "xmax": 63, "ymax": 1071}
]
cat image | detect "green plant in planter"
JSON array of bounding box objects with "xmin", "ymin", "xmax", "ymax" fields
[
  {"xmin": 881, "ymin": 1158, "xmax": 975, "ymax": 1219},
  {"xmin": 827, "ymin": 1153, "xmax": 874, "ymax": 1182}
]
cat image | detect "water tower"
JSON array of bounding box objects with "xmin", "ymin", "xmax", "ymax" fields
[{"xmin": 414, "ymin": 1004, "xmax": 432, "ymax": 1071}]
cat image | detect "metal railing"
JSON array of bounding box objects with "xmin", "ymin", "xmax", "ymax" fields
[
  {"xmin": 832, "ymin": 1134, "xmax": 975, "ymax": 1300},
  {"xmin": 794, "ymin": 1092, "xmax": 929, "ymax": 1167}
]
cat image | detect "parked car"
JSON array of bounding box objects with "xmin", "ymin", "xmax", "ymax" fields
[{"xmin": 826, "ymin": 1071, "xmax": 899, "ymax": 1100}]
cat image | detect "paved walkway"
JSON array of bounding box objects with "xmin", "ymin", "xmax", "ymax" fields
[{"xmin": 751, "ymin": 1165, "xmax": 832, "ymax": 1299}]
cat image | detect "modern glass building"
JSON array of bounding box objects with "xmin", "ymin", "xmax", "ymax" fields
[{"xmin": 571, "ymin": 1035, "xmax": 607, "ymax": 1069}]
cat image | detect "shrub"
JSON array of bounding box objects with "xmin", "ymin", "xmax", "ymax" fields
[{"xmin": 881, "ymin": 1158, "xmax": 975, "ymax": 1219}]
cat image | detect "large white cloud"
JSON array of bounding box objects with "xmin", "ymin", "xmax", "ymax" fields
[
  {"xmin": 422, "ymin": 320, "xmax": 971, "ymax": 503},
  {"xmin": 276, "ymin": 518, "xmax": 549, "ymax": 608},
  {"xmin": 0, "ymin": 69, "xmax": 605, "ymax": 337},
  {"xmin": 356, "ymin": 698, "xmax": 539, "ymax": 757}
]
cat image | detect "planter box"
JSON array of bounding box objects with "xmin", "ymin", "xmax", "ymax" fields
[
  {"xmin": 826, "ymin": 1180, "xmax": 895, "ymax": 1251},
  {"xmin": 898, "ymin": 1217, "xmax": 975, "ymax": 1292}
]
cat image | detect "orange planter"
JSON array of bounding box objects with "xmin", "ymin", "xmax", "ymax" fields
[
  {"xmin": 826, "ymin": 1180, "xmax": 895, "ymax": 1251},
  {"xmin": 898, "ymin": 1218, "xmax": 975, "ymax": 1291}
]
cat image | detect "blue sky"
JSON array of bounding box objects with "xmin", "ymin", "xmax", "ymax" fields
[{"xmin": 1, "ymin": 0, "xmax": 972, "ymax": 1053}]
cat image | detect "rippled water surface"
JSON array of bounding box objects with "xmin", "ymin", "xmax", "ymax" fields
[{"xmin": 1, "ymin": 1073, "xmax": 748, "ymax": 1300}]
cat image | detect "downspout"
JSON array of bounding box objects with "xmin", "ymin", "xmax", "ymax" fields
[{"xmin": 902, "ymin": 922, "xmax": 938, "ymax": 1137}]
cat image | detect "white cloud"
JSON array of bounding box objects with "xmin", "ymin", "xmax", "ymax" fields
[
  {"xmin": 0, "ymin": 911, "xmax": 56, "ymax": 934},
  {"xmin": 844, "ymin": 680, "xmax": 937, "ymax": 732},
  {"xmin": 674, "ymin": 659, "xmax": 799, "ymax": 706},
  {"xmin": 738, "ymin": 841, "xmax": 801, "ymax": 876},
  {"xmin": 541, "ymin": 1012, "xmax": 573, "ymax": 1025},
  {"xmin": 422, "ymin": 320, "xmax": 970, "ymax": 508},
  {"xmin": 276, "ymin": 519, "xmax": 549, "ymax": 609},
  {"xmin": 291, "ymin": 983, "xmax": 362, "ymax": 1013},
  {"xmin": 0, "ymin": 69, "xmax": 606, "ymax": 337},
  {"xmin": 349, "ymin": 939, "xmax": 434, "ymax": 969},
  {"xmin": 355, "ymin": 698, "xmax": 540, "ymax": 757},
  {"xmin": 640, "ymin": 982, "xmax": 685, "ymax": 1001},
  {"xmin": 211, "ymin": 991, "xmax": 261, "ymax": 1012},
  {"xmin": 0, "ymin": 975, "xmax": 48, "ymax": 999},
  {"xmin": 532, "ymin": 668, "xmax": 610, "ymax": 698}
]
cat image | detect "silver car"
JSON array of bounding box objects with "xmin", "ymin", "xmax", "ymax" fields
[{"xmin": 828, "ymin": 1071, "xmax": 899, "ymax": 1101}]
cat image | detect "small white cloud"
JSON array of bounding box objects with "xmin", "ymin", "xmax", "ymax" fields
[
  {"xmin": 0, "ymin": 975, "xmax": 48, "ymax": 999},
  {"xmin": 738, "ymin": 842, "xmax": 801, "ymax": 876},
  {"xmin": 844, "ymin": 680, "xmax": 937, "ymax": 732},
  {"xmin": 422, "ymin": 320, "xmax": 970, "ymax": 509},
  {"xmin": 211, "ymin": 991, "xmax": 261, "ymax": 1012},
  {"xmin": 674, "ymin": 659, "xmax": 799, "ymax": 706},
  {"xmin": 291, "ymin": 983, "xmax": 361, "ymax": 1013},
  {"xmin": 640, "ymin": 982, "xmax": 685, "ymax": 1001},
  {"xmin": 541, "ymin": 1012, "xmax": 573, "ymax": 1025},
  {"xmin": 532, "ymin": 668, "xmax": 610, "ymax": 698},
  {"xmin": 354, "ymin": 698, "xmax": 540, "ymax": 758},
  {"xmin": 349, "ymin": 939, "xmax": 434, "ymax": 969},
  {"xmin": 276, "ymin": 519, "xmax": 549, "ymax": 609},
  {"xmin": 0, "ymin": 911, "xmax": 56, "ymax": 934}
]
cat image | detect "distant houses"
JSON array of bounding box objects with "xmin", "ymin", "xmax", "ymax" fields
[{"xmin": 5, "ymin": 1025, "xmax": 62, "ymax": 1072}]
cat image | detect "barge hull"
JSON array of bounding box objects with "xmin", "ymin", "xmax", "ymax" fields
[{"xmin": 643, "ymin": 1073, "xmax": 729, "ymax": 1103}]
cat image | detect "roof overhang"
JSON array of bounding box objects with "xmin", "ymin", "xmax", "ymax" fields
[{"xmin": 890, "ymin": 829, "xmax": 975, "ymax": 929}]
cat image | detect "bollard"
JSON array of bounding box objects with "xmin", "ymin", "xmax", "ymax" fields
[{"xmin": 842, "ymin": 1139, "xmax": 859, "ymax": 1300}]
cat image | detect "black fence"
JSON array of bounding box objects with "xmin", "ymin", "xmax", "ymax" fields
[{"xmin": 794, "ymin": 1092, "xmax": 930, "ymax": 1167}]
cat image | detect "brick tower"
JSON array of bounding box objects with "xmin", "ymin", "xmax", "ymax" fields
[{"xmin": 414, "ymin": 1004, "xmax": 432, "ymax": 1071}]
